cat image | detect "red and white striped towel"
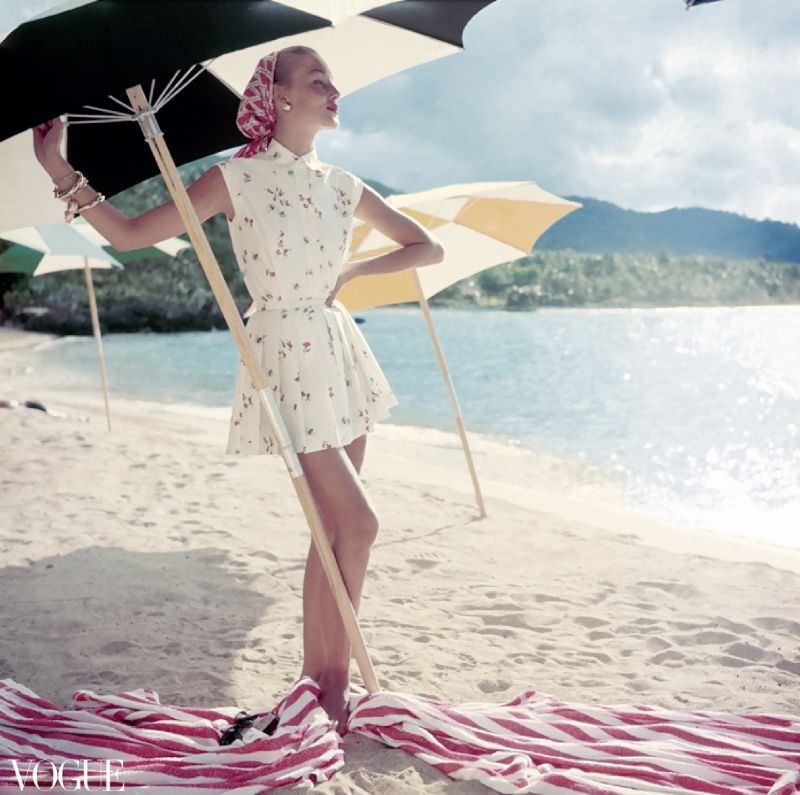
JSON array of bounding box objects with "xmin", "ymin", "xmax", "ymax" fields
[
  {"xmin": 0, "ymin": 676, "xmax": 342, "ymax": 793},
  {"xmin": 2, "ymin": 676, "xmax": 797, "ymax": 793},
  {"xmin": 347, "ymin": 684, "xmax": 800, "ymax": 794}
]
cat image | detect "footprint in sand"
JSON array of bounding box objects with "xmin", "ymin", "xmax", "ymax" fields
[
  {"xmin": 589, "ymin": 585, "xmax": 616, "ymax": 605},
  {"xmin": 645, "ymin": 637, "xmax": 672, "ymax": 652},
  {"xmin": 458, "ymin": 652, "xmax": 477, "ymax": 667},
  {"xmin": 93, "ymin": 670, "xmax": 123, "ymax": 684},
  {"xmin": 480, "ymin": 613, "xmax": 531, "ymax": 630},
  {"xmin": 505, "ymin": 652, "xmax": 545, "ymax": 665},
  {"xmin": 389, "ymin": 596, "xmax": 413, "ymax": 605},
  {"xmin": 649, "ymin": 649, "xmax": 685, "ymax": 666},
  {"xmin": 455, "ymin": 601, "xmax": 521, "ymax": 613},
  {"xmin": 406, "ymin": 551, "xmax": 444, "ymax": 571},
  {"xmin": 776, "ymin": 659, "xmax": 800, "ymax": 676},
  {"xmin": 98, "ymin": 640, "xmax": 140, "ymax": 654},
  {"xmin": 576, "ymin": 650, "xmax": 612, "ymax": 664},
  {"xmin": 714, "ymin": 617, "xmax": 757, "ymax": 635},
  {"xmin": 478, "ymin": 678, "xmax": 511, "ymax": 694},
  {"xmin": 715, "ymin": 654, "xmax": 752, "ymax": 668},
  {"xmin": 196, "ymin": 551, "xmax": 228, "ymax": 565},
  {"xmin": 752, "ymin": 616, "xmax": 800, "ymax": 636},
  {"xmin": 476, "ymin": 626, "xmax": 516, "ymax": 639},
  {"xmin": 573, "ymin": 616, "xmax": 611, "ymax": 629},
  {"xmin": 531, "ymin": 592, "xmax": 571, "ymax": 604},
  {"xmin": 671, "ymin": 630, "xmax": 740, "ymax": 645},
  {"xmin": 637, "ymin": 579, "xmax": 699, "ymax": 599}
]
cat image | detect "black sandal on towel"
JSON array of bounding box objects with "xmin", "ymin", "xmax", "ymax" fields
[{"xmin": 218, "ymin": 709, "xmax": 280, "ymax": 745}]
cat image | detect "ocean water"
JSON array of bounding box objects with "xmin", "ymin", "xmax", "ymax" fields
[{"xmin": 16, "ymin": 304, "xmax": 800, "ymax": 549}]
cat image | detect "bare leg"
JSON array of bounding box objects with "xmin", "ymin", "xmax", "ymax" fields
[
  {"xmin": 300, "ymin": 435, "xmax": 367, "ymax": 681},
  {"xmin": 297, "ymin": 435, "xmax": 374, "ymax": 731},
  {"xmin": 299, "ymin": 505, "xmax": 335, "ymax": 682}
]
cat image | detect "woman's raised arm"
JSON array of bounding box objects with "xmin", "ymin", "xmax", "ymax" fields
[{"xmin": 33, "ymin": 117, "xmax": 233, "ymax": 252}]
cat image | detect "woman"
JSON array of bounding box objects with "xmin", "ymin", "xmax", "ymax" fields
[{"xmin": 33, "ymin": 45, "xmax": 444, "ymax": 734}]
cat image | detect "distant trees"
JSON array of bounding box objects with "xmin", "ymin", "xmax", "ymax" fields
[{"xmin": 429, "ymin": 249, "xmax": 800, "ymax": 311}]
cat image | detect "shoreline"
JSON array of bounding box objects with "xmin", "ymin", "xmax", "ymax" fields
[{"xmin": 3, "ymin": 323, "xmax": 799, "ymax": 576}]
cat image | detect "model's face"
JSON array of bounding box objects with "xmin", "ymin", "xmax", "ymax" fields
[{"xmin": 281, "ymin": 57, "xmax": 340, "ymax": 129}]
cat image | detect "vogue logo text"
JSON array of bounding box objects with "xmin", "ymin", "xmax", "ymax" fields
[{"xmin": 9, "ymin": 759, "xmax": 124, "ymax": 791}]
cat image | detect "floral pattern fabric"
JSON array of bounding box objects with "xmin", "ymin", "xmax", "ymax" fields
[{"xmin": 216, "ymin": 137, "xmax": 399, "ymax": 456}]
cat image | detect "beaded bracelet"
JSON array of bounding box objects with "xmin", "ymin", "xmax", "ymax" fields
[
  {"xmin": 52, "ymin": 169, "xmax": 77, "ymax": 190},
  {"xmin": 64, "ymin": 192, "xmax": 106, "ymax": 223},
  {"xmin": 53, "ymin": 170, "xmax": 87, "ymax": 201}
]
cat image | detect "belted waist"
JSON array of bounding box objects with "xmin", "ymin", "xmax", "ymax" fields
[{"xmin": 244, "ymin": 298, "xmax": 335, "ymax": 318}]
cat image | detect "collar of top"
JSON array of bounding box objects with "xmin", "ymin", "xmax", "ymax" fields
[{"xmin": 257, "ymin": 137, "xmax": 323, "ymax": 169}]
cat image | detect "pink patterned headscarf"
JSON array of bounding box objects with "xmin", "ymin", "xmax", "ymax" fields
[{"xmin": 234, "ymin": 49, "xmax": 282, "ymax": 158}]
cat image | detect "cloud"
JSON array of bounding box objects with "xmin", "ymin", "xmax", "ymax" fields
[{"xmin": 325, "ymin": 0, "xmax": 800, "ymax": 225}]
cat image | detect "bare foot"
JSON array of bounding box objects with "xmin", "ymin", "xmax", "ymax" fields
[{"xmin": 318, "ymin": 668, "xmax": 350, "ymax": 735}]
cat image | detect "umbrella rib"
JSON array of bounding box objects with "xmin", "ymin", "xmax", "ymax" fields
[
  {"xmin": 106, "ymin": 93, "xmax": 136, "ymax": 114},
  {"xmin": 66, "ymin": 117, "xmax": 134, "ymax": 125},
  {"xmin": 153, "ymin": 68, "xmax": 183, "ymax": 109},
  {"xmin": 73, "ymin": 105, "xmax": 132, "ymax": 118},
  {"xmin": 65, "ymin": 64, "xmax": 209, "ymax": 130},
  {"xmin": 154, "ymin": 63, "xmax": 208, "ymax": 111}
]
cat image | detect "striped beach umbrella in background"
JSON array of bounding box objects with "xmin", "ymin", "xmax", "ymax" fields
[
  {"xmin": 333, "ymin": 180, "xmax": 582, "ymax": 519},
  {"xmin": 0, "ymin": 222, "xmax": 191, "ymax": 431},
  {"xmin": 0, "ymin": 227, "xmax": 121, "ymax": 431},
  {"xmin": 70, "ymin": 216, "xmax": 191, "ymax": 263}
]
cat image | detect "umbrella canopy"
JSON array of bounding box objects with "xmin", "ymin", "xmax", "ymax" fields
[
  {"xmin": 0, "ymin": 0, "xmax": 496, "ymax": 232},
  {"xmin": 0, "ymin": 241, "xmax": 121, "ymax": 275},
  {"xmin": 329, "ymin": 180, "xmax": 580, "ymax": 519},
  {"xmin": 0, "ymin": 219, "xmax": 190, "ymax": 273},
  {"xmin": 69, "ymin": 217, "xmax": 192, "ymax": 263},
  {"xmin": 0, "ymin": 225, "xmax": 123, "ymax": 275},
  {"xmin": 337, "ymin": 181, "xmax": 582, "ymax": 311}
]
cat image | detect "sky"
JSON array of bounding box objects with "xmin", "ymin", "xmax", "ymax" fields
[{"xmin": 3, "ymin": 0, "xmax": 798, "ymax": 225}]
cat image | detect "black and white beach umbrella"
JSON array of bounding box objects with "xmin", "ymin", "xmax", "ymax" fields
[{"xmin": 0, "ymin": 0, "xmax": 496, "ymax": 231}]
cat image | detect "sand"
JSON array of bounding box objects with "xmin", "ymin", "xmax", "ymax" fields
[{"xmin": 1, "ymin": 325, "xmax": 799, "ymax": 794}]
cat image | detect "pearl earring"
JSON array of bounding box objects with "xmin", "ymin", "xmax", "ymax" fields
[{"xmin": 281, "ymin": 101, "xmax": 291, "ymax": 111}]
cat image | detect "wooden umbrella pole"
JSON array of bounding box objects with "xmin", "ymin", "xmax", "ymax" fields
[
  {"xmin": 83, "ymin": 256, "xmax": 112, "ymax": 432},
  {"xmin": 125, "ymin": 84, "xmax": 380, "ymax": 693},
  {"xmin": 413, "ymin": 269, "xmax": 487, "ymax": 517}
]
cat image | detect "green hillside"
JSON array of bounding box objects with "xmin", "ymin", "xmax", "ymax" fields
[
  {"xmin": 2, "ymin": 156, "xmax": 798, "ymax": 333},
  {"xmin": 538, "ymin": 197, "xmax": 800, "ymax": 263}
]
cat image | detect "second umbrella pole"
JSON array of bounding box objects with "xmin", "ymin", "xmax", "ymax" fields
[
  {"xmin": 82, "ymin": 255, "xmax": 112, "ymax": 432},
  {"xmin": 413, "ymin": 269, "xmax": 487, "ymax": 517}
]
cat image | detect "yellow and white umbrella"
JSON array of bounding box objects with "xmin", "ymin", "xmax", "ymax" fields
[{"xmin": 337, "ymin": 180, "xmax": 582, "ymax": 516}]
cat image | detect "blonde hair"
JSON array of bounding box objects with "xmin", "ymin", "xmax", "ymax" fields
[{"xmin": 275, "ymin": 46, "xmax": 322, "ymax": 87}]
